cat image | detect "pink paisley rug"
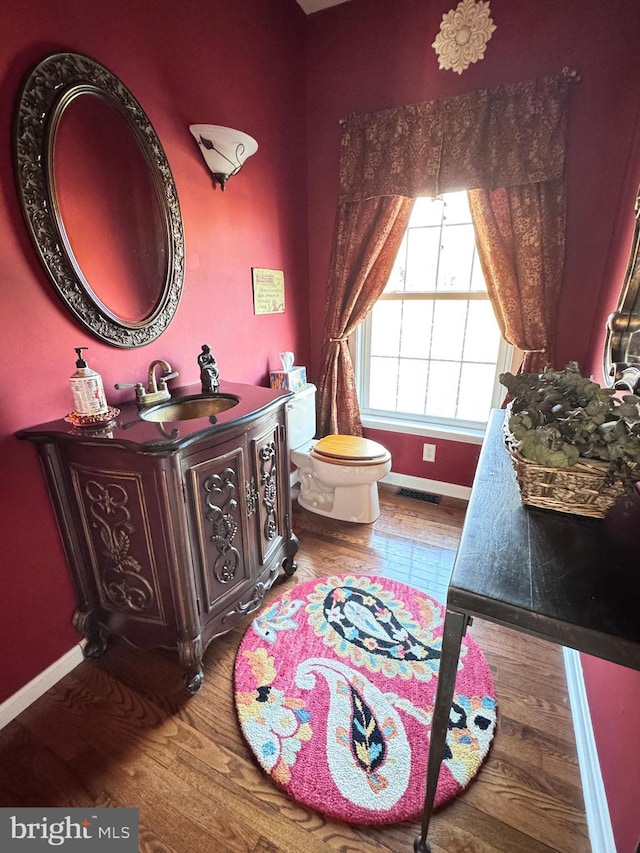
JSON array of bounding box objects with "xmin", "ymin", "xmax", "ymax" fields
[{"xmin": 233, "ymin": 574, "xmax": 497, "ymax": 825}]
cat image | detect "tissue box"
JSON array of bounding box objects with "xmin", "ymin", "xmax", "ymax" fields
[{"xmin": 270, "ymin": 366, "xmax": 307, "ymax": 392}]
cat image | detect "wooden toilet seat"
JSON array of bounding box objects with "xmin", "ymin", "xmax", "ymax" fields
[{"xmin": 312, "ymin": 435, "xmax": 390, "ymax": 466}]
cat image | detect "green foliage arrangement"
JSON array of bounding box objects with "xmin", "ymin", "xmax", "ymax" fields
[{"xmin": 500, "ymin": 362, "xmax": 640, "ymax": 480}]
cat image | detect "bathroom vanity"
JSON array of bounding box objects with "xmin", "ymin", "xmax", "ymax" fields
[{"xmin": 19, "ymin": 381, "xmax": 298, "ymax": 692}]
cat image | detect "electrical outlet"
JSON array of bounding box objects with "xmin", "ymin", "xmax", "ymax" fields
[{"xmin": 423, "ymin": 443, "xmax": 436, "ymax": 463}]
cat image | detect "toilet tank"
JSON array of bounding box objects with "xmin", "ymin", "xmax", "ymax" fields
[{"xmin": 285, "ymin": 383, "xmax": 317, "ymax": 450}]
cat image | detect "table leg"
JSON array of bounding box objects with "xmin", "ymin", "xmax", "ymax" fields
[{"xmin": 414, "ymin": 608, "xmax": 469, "ymax": 853}]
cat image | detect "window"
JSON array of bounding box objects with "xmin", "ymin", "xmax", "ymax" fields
[{"xmin": 356, "ymin": 192, "xmax": 511, "ymax": 436}]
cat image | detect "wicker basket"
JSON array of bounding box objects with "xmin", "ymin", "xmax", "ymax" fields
[{"xmin": 502, "ymin": 411, "xmax": 637, "ymax": 518}]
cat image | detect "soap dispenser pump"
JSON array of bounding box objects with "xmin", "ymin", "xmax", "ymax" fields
[{"xmin": 69, "ymin": 347, "xmax": 108, "ymax": 416}]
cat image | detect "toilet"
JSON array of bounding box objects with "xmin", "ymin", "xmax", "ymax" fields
[{"xmin": 285, "ymin": 383, "xmax": 391, "ymax": 523}]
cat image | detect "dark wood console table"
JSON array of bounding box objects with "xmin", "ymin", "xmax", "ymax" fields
[{"xmin": 415, "ymin": 409, "xmax": 640, "ymax": 852}]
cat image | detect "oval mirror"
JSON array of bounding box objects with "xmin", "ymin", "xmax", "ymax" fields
[
  {"xmin": 13, "ymin": 52, "xmax": 185, "ymax": 347},
  {"xmin": 604, "ymin": 184, "xmax": 640, "ymax": 392}
]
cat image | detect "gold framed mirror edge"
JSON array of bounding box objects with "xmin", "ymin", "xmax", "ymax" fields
[
  {"xmin": 604, "ymin": 183, "xmax": 640, "ymax": 392},
  {"xmin": 13, "ymin": 51, "xmax": 185, "ymax": 348}
]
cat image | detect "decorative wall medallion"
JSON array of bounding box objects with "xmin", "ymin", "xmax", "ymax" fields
[{"xmin": 432, "ymin": 0, "xmax": 496, "ymax": 75}]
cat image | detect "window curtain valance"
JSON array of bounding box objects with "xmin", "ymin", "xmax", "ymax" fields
[
  {"xmin": 339, "ymin": 72, "xmax": 573, "ymax": 202},
  {"xmin": 317, "ymin": 71, "xmax": 577, "ymax": 437}
]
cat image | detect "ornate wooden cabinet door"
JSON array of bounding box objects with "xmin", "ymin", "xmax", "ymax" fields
[
  {"xmin": 247, "ymin": 413, "xmax": 289, "ymax": 571},
  {"xmin": 182, "ymin": 435, "xmax": 252, "ymax": 628},
  {"xmin": 47, "ymin": 441, "xmax": 185, "ymax": 657}
]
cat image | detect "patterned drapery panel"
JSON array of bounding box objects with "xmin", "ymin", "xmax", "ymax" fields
[
  {"xmin": 318, "ymin": 72, "xmax": 575, "ymax": 436},
  {"xmin": 317, "ymin": 195, "xmax": 414, "ymax": 437},
  {"xmin": 468, "ymin": 180, "xmax": 567, "ymax": 375}
]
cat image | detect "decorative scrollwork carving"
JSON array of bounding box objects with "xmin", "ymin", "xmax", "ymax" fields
[
  {"xmin": 203, "ymin": 468, "xmax": 240, "ymax": 583},
  {"xmin": 85, "ymin": 480, "xmax": 155, "ymax": 612},
  {"xmin": 246, "ymin": 476, "xmax": 258, "ymax": 516},
  {"xmin": 221, "ymin": 565, "xmax": 279, "ymax": 625},
  {"xmin": 259, "ymin": 441, "xmax": 278, "ymax": 541}
]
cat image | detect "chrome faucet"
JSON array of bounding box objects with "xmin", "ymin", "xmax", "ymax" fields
[{"xmin": 115, "ymin": 359, "xmax": 179, "ymax": 406}]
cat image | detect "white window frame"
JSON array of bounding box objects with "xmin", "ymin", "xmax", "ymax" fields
[
  {"xmin": 354, "ymin": 321, "xmax": 512, "ymax": 443},
  {"xmin": 353, "ymin": 197, "xmax": 514, "ymax": 443}
]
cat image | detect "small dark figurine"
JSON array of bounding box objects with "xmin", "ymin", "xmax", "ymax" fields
[{"xmin": 198, "ymin": 344, "xmax": 220, "ymax": 393}]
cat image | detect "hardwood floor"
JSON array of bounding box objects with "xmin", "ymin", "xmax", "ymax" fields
[{"xmin": 0, "ymin": 484, "xmax": 590, "ymax": 852}]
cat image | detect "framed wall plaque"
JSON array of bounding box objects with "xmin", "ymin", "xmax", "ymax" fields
[{"xmin": 252, "ymin": 268, "xmax": 285, "ymax": 315}]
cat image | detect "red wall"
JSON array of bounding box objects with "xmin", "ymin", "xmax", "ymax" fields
[
  {"xmin": 0, "ymin": 0, "xmax": 308, "ymax": 703},
  {"xmin": 581, "ymin": 656, "xmax": 640, "ymax": 852},
  {"xmin": 366, "ymin": 428, "xmax": 481, "ymax": 489},
  {"xmin": 305, "ymin": 1, "xmax": 640, "ymax": 849},
  {"xmin": 2, "ymin": 0, "xmax": 639, "ymax": 848},
  {"xmin": 581, "ymin": 55, "xmax": 640, "ymax": 853}
]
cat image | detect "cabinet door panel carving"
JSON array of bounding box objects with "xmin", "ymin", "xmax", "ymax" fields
[
  {"xmin": 204, "ymin": 467, "xmax": 242, "ymax": 584},
  {"xmin": 186, "ymin": 444, "xmax": 250, "ymax": 614},
  {"xmin": 252, "ymin": 423, "xmax": 285, "ymax": 567},
  {"xmin": 259, "ymin": 440, "xmax": 278, "ymax": 542},
  {"xmin": 70, "ymin": 464, "xmax": 167, "ymax": 624}
]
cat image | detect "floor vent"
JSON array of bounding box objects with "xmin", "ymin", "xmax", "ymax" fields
[{"xmin": 396, "ymin": 487, "xmax": 441, "ymax": 505}]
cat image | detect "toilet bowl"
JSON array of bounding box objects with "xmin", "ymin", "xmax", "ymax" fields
[{"xmin": 285, "ymin": 384, "xmax": 391, "ymax": 523}]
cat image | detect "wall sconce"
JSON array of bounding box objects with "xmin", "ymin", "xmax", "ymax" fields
[{"xmin": 189, "ymin": 124, "xmax": 258, "ymax": 190}]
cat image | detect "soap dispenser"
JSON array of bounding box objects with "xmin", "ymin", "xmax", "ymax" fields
[{"xmin": 69, "ymin": 347, "xmax": 108, "ymax": 416}]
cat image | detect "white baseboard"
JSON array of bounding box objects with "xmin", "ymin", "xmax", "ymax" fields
[
  {"xmin": 563, "ymin": 647, "xmax": 616, "ymax": 853},
  {"xmin": 382, "ymin": 471, "xmax": 472, "ymax": 501},
  {"xmin": 0, "ymin": 642, "xmax": 85, "ymax": 731}
]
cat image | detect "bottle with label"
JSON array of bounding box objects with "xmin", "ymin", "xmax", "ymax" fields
[{"xmin": 69, "ymin": 347, "xmax": 108, "ymax": 416}]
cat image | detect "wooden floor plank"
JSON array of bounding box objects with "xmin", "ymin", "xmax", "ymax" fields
[{"xmin": 0, "ymin": 484, "xmax": 590, "ymax": 852}]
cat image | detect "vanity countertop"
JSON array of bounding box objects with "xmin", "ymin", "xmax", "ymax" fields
[{"xmin": 18, "ymin": 380, "xmax": 292, "ymax": 454}]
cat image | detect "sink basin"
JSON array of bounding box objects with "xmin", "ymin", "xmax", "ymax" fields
[{"xmin": 141, "ymin": 394, "xmax": 240, "ymax": 422}]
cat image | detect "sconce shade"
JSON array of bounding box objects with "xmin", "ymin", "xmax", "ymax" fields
[{"xmin": 189, "ymin": 124, "xmax": 258, "ymax": 190}]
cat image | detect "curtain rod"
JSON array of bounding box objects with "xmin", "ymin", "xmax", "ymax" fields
[{"xmin": 338, "ymin": 68, "xmax": 581, "ymax": 126}]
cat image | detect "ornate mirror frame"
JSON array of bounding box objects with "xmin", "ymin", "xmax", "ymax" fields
[
  {"xmin": 604, "ymin": 184, "xmax": 640, "ymax": 392},
  {"xmin": 13, "ymin": 52, "xmax": 185, "ymax": 348}
]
